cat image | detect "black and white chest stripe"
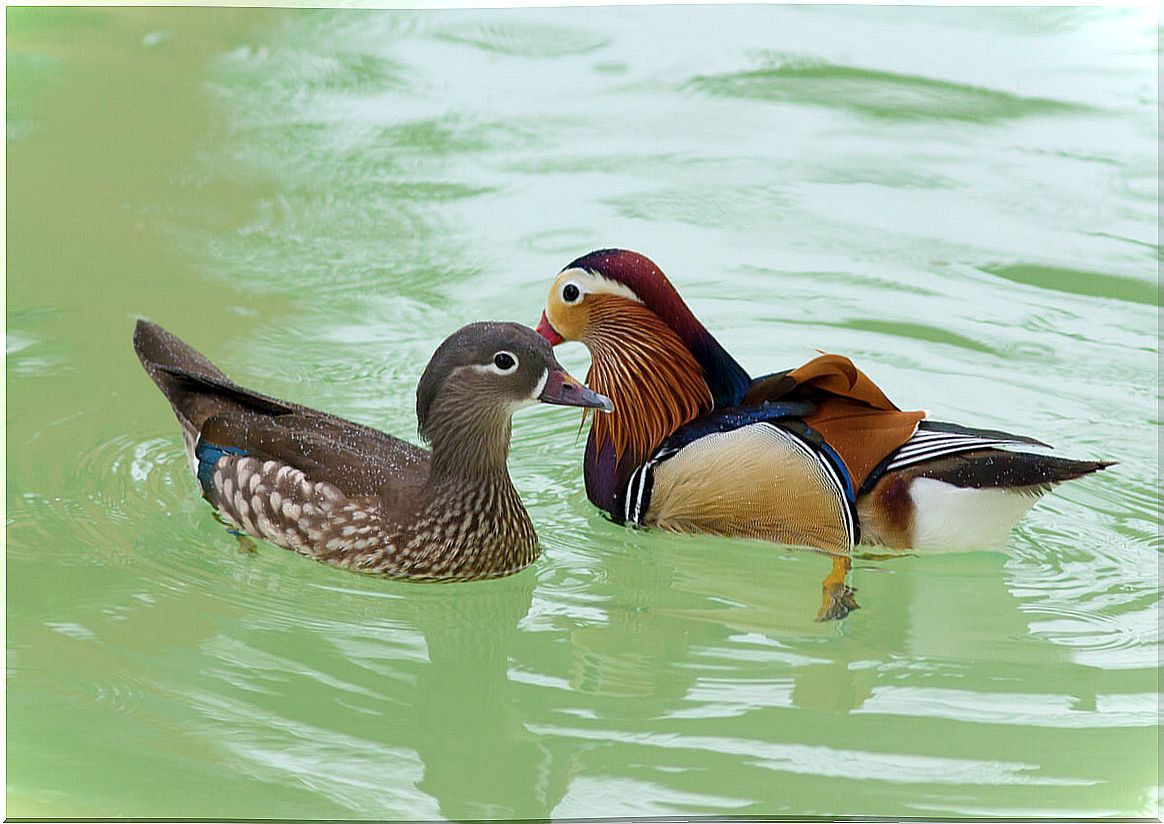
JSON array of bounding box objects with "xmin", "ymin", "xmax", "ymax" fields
[{"xmin": 622, "ymin": 445, "xmax": 678, "ymax": 526}]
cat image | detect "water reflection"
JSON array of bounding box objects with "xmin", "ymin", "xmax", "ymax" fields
[
  {"xmin": 518, "ymin": 544, "xmax": 1134, "ymax": 816},
  {"xmin": 404, "ymin": 577, "xmax": 570, "ymax": 818},
  {"xmin": 182, "ymin": 540, "xmax": 863, "ymax": 816},
  {"xmin": 170, "ymin": 567, "xmax": 570, "ymax": 819},
  {"xmin": 36, "ymin": 421, "xmax": 1146, "ymax": 816}
]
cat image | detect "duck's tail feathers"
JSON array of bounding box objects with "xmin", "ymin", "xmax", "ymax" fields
[
  {"xmin": 911, "ymin": 449, "xmax": 1115, "ymax": 491},
  {"xmin": 135, "ymin": 319, "xmax": 301, "ymax": 429},
  {"xmin": 134, "ymin": 319, "xmax": 230, "ymax": 385},
  {"xmin": 133, "ymin": 319, "xmax": 242, "ymax": 447},
  {"xmin": 862, "ymin": 420, "xmax": 1113, "ymax": 490},
  {"xmin": 860, "ymin": 451, "xmax": 1114, "ymax": 551}
]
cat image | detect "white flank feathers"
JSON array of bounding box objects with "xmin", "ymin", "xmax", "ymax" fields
[{"xmin": 908, "ymin": 478, "xmax": 1042, "ymax": 552}]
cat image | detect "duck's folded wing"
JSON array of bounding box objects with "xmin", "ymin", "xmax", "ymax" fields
[
  {"xmin": 198, "ymin": 411, "xmax": 428, "ymax": 498},
  {"xmin": 152, "ymin": 363, "xmax": 301, "ymax": 417},
  {"xmin": 154, "ymin": 367, "xmax": 430, "ymax": 499},
  {"xmin": 798, "ymin": 398, "xmax": 925, "ymax": 490},
  {"xmin": 744, "ymin": 354, "xmax": 925, "ymax": 488},
  {"xmin": 879, "ymin": 421, "xmax": 1049, "ymax": 474},
  {"xmin": 745, "ymin": 353, "xmax": 899, "ymax": 410}
]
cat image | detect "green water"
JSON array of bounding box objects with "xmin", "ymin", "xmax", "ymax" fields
[{"xmin": 6, "ymin": 6, "xmax": 1159, "ymax": 819}]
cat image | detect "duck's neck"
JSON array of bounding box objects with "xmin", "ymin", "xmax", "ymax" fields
[
  {"xmin": 426, "ymin": 402, "xmax": 512, "ymax": 477},
  {"xmin": 411, "ymin": 406, "xmax": 538, "ymax": 579},
  {"xmin": 582, "ymin": 301, "xmax": 714, "ymax": 510}
]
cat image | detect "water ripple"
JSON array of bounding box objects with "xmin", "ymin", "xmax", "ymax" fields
[
  {"xmin": 980, "ymin": 262, "xmax": 1158, "ymax": 306},
  {"xmin": 855, "ymin": 685, "xmax": 1158, "ymax": 728},
  {"xmin": 605, "ymin": 184, "xmax": 792, "ymax": 228},
  {"xmin": 431, "ymin": 20, "xmax": 610, "ymax": 57},
  {"xmin": 528, "ymin": 724, "xmax": 1099, "ymax": 786},
  {"xmin": 689, "ymin": 56, "xmax": 1090, "ymax": 122},
  {"xmin": 179, "ymin": 687, "xmax": 439, "ymax": 818}
]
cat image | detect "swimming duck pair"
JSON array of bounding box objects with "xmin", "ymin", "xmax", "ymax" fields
[{"xmin": 137, "ymin": 249, "xmax": 1111, "ymax": 581}]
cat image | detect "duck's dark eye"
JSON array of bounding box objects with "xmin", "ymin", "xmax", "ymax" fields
[
  {"xmin": 562, "ymin": 283, "xmax": 581, "ymax": 303},
  {"xmin": 493, "ymin": 352, "xmax": 516, "ymax": 371}
]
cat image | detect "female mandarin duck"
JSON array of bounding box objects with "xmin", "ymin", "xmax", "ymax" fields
[
  {"xmin": 134, "ymin": 319, "xmax": 612, "ymax": 581},
  {"xmin": 535, "ymin": 249, "xmax": 1112, "ymax": 556}
]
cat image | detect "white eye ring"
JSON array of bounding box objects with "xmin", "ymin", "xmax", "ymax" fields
[
  {"xmin": 467, "ymin": 351, "xmax": 520, "ymax": 377},
  {"xmin": 490, "ymin": 351, "xmax": 518, "ymax": 374},
  {"xmin": 561, "ymin": 281, "xmax": 583, "ymax": 303}
]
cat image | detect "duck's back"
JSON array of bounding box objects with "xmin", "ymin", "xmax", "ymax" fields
[{"xmin": 618, "ymin": 353, "xmax": 1112, "ymax": 554}]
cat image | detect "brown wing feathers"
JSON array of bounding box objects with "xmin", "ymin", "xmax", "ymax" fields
[{"xmin": 135, "ymin": 320, "xmax": 430, "ymax": 501}]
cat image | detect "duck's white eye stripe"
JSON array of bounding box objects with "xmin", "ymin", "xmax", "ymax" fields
[
  {"xmin": 530, "ymin": 369, "xmax": 548, "ymax": 400},
  {"xmin": 558, "ymin": 267, "xmax": 642, "ymax": 304}
]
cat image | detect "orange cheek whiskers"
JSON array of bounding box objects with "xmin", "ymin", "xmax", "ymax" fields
[{"xmin": 582, "ymin": 299, "xmax": 713, "ymax": 469}]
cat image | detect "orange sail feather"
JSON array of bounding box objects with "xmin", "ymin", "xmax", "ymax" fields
[{"xmin": 745, "ymin": 353, "xmax": 925, "ymax": 489}]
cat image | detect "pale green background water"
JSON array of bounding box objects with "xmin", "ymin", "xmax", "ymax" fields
[{"xmin": 6, "ymin": 5, "xmax": 1160, "ymax": 820}]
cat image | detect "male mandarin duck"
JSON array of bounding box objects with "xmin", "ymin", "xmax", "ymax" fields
[
  {"xmin": 535, "ymin": 249, "xmax": 1113, "ymax": 555},
  {"xmin": 134, "ymin": 319, "xmax": 612, "ymax": 580}
]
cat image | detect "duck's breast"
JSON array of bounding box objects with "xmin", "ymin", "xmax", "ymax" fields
[{"xmin": 634, "ymin": 421, "xmax": 857, "ymax": 553}]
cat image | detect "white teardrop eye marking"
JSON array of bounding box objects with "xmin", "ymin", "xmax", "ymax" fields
[{"xmin": 557, "ymin": 267, "xmax": 641, "ymax": 304}]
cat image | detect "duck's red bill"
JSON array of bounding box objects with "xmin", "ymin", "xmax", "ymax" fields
[
  {"xmin": 539, "ymin": 368, "xmax": 613, "ymax": 412},
  {"xmin": 536, "ymin": 311, "xmax": 564, "ymax": 346}
]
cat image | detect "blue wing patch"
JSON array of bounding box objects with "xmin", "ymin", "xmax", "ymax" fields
[{"xmin": 194, "ymin": 440, "xmax": 248, "ymax": 495}]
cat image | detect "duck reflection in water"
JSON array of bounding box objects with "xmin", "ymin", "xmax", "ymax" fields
[{"xmin": 404, "ymin": 574, "xmax": 576, "ymax": 819}]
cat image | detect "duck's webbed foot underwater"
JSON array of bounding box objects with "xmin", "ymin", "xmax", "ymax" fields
[
  {"xmin": 817, "ymin": 554, "xmax": 859, "ymax": 622},
  {"xmin": 212, "ymin": 510, "xmax": 257, "ymax": 554},
  {"xmin": 855, "ymin": 550, "xmax": 914, "ymax": 562}
]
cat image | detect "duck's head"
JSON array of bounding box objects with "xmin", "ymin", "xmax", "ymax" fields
[
  {"xmin": 537, "ymin": 249, "xmax": 750, "ymax": 410},
  {"xmin": 537, "ymin": 249, "xmax": 699, "ymax": 348},
  {"xmin": 416, "ymin": 322, "xmax": 612, "ymax": 456}
]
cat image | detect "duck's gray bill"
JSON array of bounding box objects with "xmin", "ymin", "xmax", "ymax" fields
[{"xmin": 539, "ymin": 368, "xmax": 614, "ymax": 413}]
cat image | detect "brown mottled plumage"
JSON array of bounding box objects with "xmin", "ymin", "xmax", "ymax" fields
[{"xmin": 134, "ymin": 320, "xmax": 611, "ymax": 581}]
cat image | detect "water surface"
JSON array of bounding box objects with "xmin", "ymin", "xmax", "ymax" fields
[{"xmin": 6, "ymin": 6, "xmax": 1159, "ymax": 819}]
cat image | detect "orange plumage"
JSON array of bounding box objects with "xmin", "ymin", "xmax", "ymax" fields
[
  {"xmin": 583, "ymin": 295, "xmax": 712, "ymax": 472},
  {"xmin": 744, "ymin": 353, "xmax": 926, "ymax": 489}
]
